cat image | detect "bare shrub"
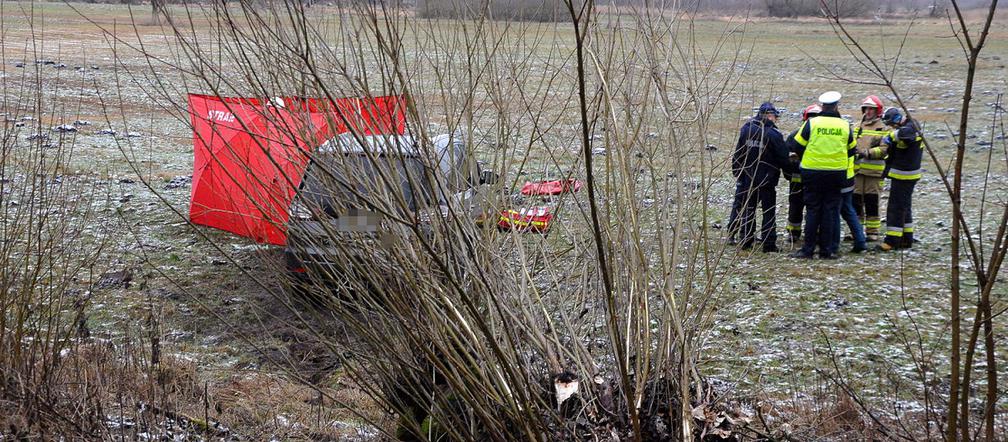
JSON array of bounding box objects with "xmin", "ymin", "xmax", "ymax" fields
[
  {"xmin": 0, "ymin": 12, "xmax": 218, "ymax": 439},
  {"xmin": 92, "ymin": 0, "xmax": 764, "ymax": 438},
  {"xmin": 0, "ymin": 44, "xmax": 117, "ymax": 436}
]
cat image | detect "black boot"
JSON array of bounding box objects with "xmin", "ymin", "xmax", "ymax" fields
[
  {"xmin": 901, "ymin": 232, "xmax": 914, "ymax": 249},
  {"xmin": 789, "ymin": 250, "xmax": 813, "ymax": 259}
]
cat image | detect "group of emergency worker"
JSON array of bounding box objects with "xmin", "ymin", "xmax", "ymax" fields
[{"xmin": 727, "ymin": 91, "xmax": 924, "ymax": 258}]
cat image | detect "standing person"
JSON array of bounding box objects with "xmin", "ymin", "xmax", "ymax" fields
[
  {"xmin": 788, "ymin": 91, "xmax": 856, "ymax": 259},
  {"xmin": 784, "ymin": 104, "xmax": 821, "ymax": 244},
  {"xmin": 835, "ymin": 143, "xmax": 868, "ymax": 254},
  {"xmin": 853, "ymin": 95, "xmax": 889, "ymax": 241},
  {"xmin": 728, "ymin": 102, "xmax": 789, "ymax": 252},
  {"xmin": 872, "ymin": 107, "xmax": 923, "ymax": 251}
]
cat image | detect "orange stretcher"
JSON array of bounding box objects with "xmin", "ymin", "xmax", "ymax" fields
[{"xmin": 497, "ymin": 206, "xmax": 553, "ymax": 233}]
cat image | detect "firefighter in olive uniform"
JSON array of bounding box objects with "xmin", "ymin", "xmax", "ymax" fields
[
  {"xmin": 788, "ymin": 91, "xmax": 857, "ymax": 259},
  {"xmin": 872, "ymin": 108, "xmax": 924, "ymax": 251},
  {"xmin": 783, "ymin": 104, "xmax": 822, "ymax": 244},
  {"xmin": 853, "ymin": 95, "xmax": 889, "ymax": 241}
]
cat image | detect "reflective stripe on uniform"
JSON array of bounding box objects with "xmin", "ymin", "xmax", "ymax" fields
[
  {"xmin": 858, "ymin": 129, "xmax": 890, "ymax": 137},
  {"xmin": 890, "ymin": 131, "xmax": 925, "ymax": 148},
  {"xmin": 794, "ymin": 121, "xmax": 809, "ymax": 146},
  {"xmin": 841, "ymin": 185, "xmax": 854, "ymax": 193},
  {"xmin": 865, "ymin": 220, "xmax": 882, "ymax": 229},
  {"xmin": 903, "ymin": 223, "xmax": 914, "ymax": 233},
  {"xmin": 886, "ymin": 226, "xmax": 904, "ymax": 237},
  {"xmin": 858, "ymin": 159, "xmax": 886, "ymax": 171},
  {"xmin": 791, "ymin": 175, "xmax": 802, "ymax": 183},
  {"xmin": 786, "ymin": 223, "xmax": 801, "ymax": 231},
  {"xmin": 889, "ymin": 168, "xmax": 922, "ymax": 180}
]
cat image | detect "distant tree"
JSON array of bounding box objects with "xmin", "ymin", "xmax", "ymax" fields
[
  {"xmin": 152, "ymin": 0, "xmax": 167, "ymax": 23},
  {"xmin": 416, "ymin": 0, "xmax": 565, "ymax": 22},
  {"xmin": 765, "ymin": 0, "xmax": 872, "ymax": 17}
]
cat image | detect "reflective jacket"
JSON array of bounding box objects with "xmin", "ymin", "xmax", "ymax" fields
[
  {"xmin": 877, "ymin": 119, "xmax": 923, "ymax": 181},
  {"xmin": 842, "ymin": 151, "xmax": 856, "ymax": 193},
  {"xmin": 854, "ymin": 117, "xmax": 888, "ymax": 178},
  {"xmin": 793, "ymin": 110, "xmax": 856, "ymax": 172},
  {"xmin": 732, "ymin": 117, "xmax": 789, "ymax": 185}
]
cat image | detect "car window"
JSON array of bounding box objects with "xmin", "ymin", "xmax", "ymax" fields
[{"xmin": 297, "ymin": 152, "xmax": 434, "ymax": 218}]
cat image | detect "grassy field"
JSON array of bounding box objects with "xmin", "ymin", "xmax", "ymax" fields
[{"xmin": 2, "ymin": 1, "xmax": 1008, "ymax": 438}]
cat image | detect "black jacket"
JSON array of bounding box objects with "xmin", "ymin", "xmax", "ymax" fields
[
  {"xmin": 783, "ymin": 129, "xmax": 802, "ymax": 178},
  {"xmin": 882, "ymin": 118, "xmax": 923, "ymax": 179},
  {"xmin": 732, "ymin": 117, "xmax": 788, "ymax": 185}
]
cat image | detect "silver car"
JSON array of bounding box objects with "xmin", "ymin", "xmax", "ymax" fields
[{"xmin": 283, "ymin": 133, "xmax": 496, "ymax": 298}]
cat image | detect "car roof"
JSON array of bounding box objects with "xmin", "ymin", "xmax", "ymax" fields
[{"xmin": 316, "ymin": 133, "xmax": 418, "ymax": 156}]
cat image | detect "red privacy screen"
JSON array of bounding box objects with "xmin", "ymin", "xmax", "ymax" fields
[{"xmin": 187, "ymin": 94, "xmax": 407, "ymax": 245}]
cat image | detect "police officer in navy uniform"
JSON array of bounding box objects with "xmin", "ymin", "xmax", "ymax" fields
[
  {"xmin": 788, "ymin": 91, "xmax": 857, "ymax": 259},
  {"xmin": 727, "ymin": 102, "xmax": 789, "ymax": 252},
  {"xmin": 871, "ymin": 107, "xmax": 924, "ymax": 251}
]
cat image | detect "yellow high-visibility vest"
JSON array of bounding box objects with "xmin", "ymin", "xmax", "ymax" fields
[{"xmin": 795, "ymin": 116, "xmax": 854, "ymax": 171}]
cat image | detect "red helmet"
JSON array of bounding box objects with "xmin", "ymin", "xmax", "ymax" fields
[
  {"xmin": 861, "ymin": 95, "xmax": 883, "ymax": 113},
  {"xmin": 802, "ymin": 104, "xmax": 822, "ymax": 121}
]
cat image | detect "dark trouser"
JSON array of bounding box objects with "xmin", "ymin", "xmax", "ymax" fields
[
  {"xmin": 834, "ymin": 190, "xmax": 867, "ymax": 252},
  {"xmin": 728, "ymin": 179, "xmax": 743, "ymax": 241},
  {"xmin": 884, "ymin": 178, "xmax": 917, "ymax": 248},
  {"xmin": 741, "ymin": 181, "xmax": 778, "ymax": 248},
  {"xmin": 731, "ymin": 176, "xmax": 778, "ymax": 247},
  {"xmin": 786, "ymin": 179, "xmax": 804, "ymax": 239},
  {"xmin": 800, "ymin": 169, "xmax": 845, "ymax": 256},
  {"xmin": 853, "ymin": 193, "xmax": 881, "ymax": 234}
]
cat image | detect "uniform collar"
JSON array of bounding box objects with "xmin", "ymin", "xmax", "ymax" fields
[
  {"xmin": 891, "ymin": 117, "xmax": 913, "ymax": 129},
  {"xmin": 752, "ymin": 116, "xmax": 777, "ymax": 128}
]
